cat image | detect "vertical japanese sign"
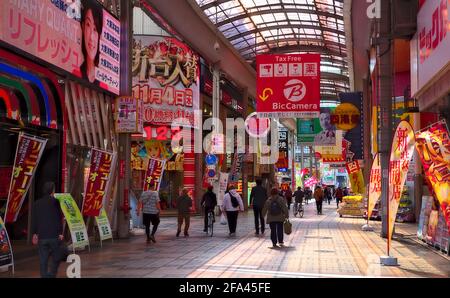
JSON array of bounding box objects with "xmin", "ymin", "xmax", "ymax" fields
[
  {"xmin": 55, "ymin": 194, "xmax": 89, "ymax": 249},
  {"xmin": 5, "ymin": 133, "xmax": 47, "ymax": 223},
  {"xmin": 276, "ymin": 128, "xmax": 289, "ymax": 170},
  {"xmin": 95, "ymin": 208, "xmax": 112, "ymax": 241},
  {"xmin": 115, "ymin": 96, "xmax": 143, "ymax": 133},
  {"xmin": 228, "ymin": 153, "xmax": 245, "ymax": 184},
  {"xmin": 368, "ymin": 154, "xmax": 382, "ymax": 219},
  {"xmin": 0, "ymin": 0, "xmax": 121, "ymax": 94},
  {"xmin": 256, "ymin": 54, "xmax": 320, "ymax": 118},
  {"xmin": 143, "ymin": 158, "xmax": 166, "ymax": 192},
  {"xmin": 387, "ymin": 121, "xmax": 416, "ymax": 248},
  {"xmin": 415, "ymin": 120, "xmax": 450, "ymax": 233},
  {"xmin": 345, "ymin": 160, "xmax": 366, "ymax": 195},
  {"xmin": 82, "ymin": 148, "xmax": 116, "ymax": 217},
  {"xmin": 0, "ymin": 216, "xmax": 13, "ymax": 268},
  {"xmin": 217, "ymin": 172, "xmax": 229, "ymax": 206},
  {"xmin": 132, "ymin": 36, "xmax": 200, "ymax": 128}
]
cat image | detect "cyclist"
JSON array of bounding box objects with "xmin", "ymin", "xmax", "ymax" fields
[
  {"xmin": 201, "ymin": 185, "xmax": 217, "ymax": 232},
  {"xmin": 293, "ymin": 187, "xmax": 304, "ymax": 216}
]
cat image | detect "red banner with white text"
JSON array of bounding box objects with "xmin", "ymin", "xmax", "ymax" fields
[{"xmin": 143, "ymin": 158, "xmax": 166, "ymax": 192}]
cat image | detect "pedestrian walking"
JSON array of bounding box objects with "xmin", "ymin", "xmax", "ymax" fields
[
  {"xmin": 201, "ymin": 185, "xmax": 217, "ymax": 232},
  {"xmin": 140, "ymin": 190, "xmax": 161, "ymax": 243},
  {"xmin": 324, "ymin": 186, "xmax": 332, "ymax": 205},
  {"xmin": 222, "ymin": 185, "xmax": 244, "ymax": 237},
  {"xmin": 31, "ymin": 182, "xmax": 65, "ymax": 278},
  {"xmin": 262, "ymin": 188, "xmax": 289, "ymax": 249},
  {"xmin": 284, "ymin": 187, "xmax": 293, "ymax": 210},
  {"xmin": 176, "ymin": 188, "xmax": 192, "ymax": 237},
  {"xmin": 335, "ymin": 187, "xmax": 344, "ymax": 209},
  {"xmin": 249, "ymin": 179, "xmax": 268, "ymax": 235},
  {"xmin": 314, "ymin": 185, "xmax": 324, "ymax": 215}
]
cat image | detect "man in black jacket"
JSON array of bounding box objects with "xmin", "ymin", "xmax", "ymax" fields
[
  {"xmin": 31, "ymin": 182, "xmax": 64, "ymax": 278},
  {"xmin": 201, "ymin": 185, "xmax": 217, "ymax": 232},
  {"xmin": 250, "ymin": 179, "xmax": 268, "ymax": 235}
]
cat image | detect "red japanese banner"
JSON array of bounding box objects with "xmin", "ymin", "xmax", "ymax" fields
[
  {"xmin": 256, "ymin": 54, "xmax": 320, "ymax": 118},
  {"xmin": 143, "ymin": 158, "xmax": 166, "ymax": 192},
  {"xmin": 388, "ymin": 121, "xmax": 416, "ymax": 249},
  {"xmin": 368, "ymin": 154, "xmax": 382, "ymax": 219},
  {"xmin": 5, "ymin": 133, "xmax": 47, "ymax": 223},
  {"xmin": 82, "ymin": 149, "xmax": 116, "ymax": 217},
  {"xmin": 345, "ymin": 160, "xmax": 366, "ymax": 195},
  {"xmin": 415, "ymin": 120, "xmax": 450, "ymax": 234}
]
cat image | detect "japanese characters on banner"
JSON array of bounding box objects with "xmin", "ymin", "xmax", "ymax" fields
[
  {"xmin": 256, "ymin": 54, "xmax": 320, "ymax": 118},
  {"xmin": 368, "ymin": 154, "xmax": 382, "ymax": 219},
  {"xmin": 143, "ymin": 158, "xmax": 166, "ymax": 192},
  {"xmin": 415, "ymin": 120, "xmax": 450, "ymax": 233},
  {"xmin": 387, "ymin": 121, "xmax": 416, "ymax": 246},
  {"xmin": 95, "ymin": 209, "xmax": 113, "ymax": 241},
  {"xmin": 132, "ymin": 36, "xmax": 200, "ymax": 128},
  {"xmin": 229, "ymin": 153, "xmax": 245, "ymax": 184},
  {"xmin": 0, "ymin": 0, "xmax": 121, "ymax": 94},
  {"xmin": 276, "ymin": 128, "xmax": 289, "ymax": 170},
  {"xmin": 315, "ymin": 130, "xmax": 345, "ymax": 163},
  {"xmin": 0, "ymin": 216, "xmax": 13, "ymax": 269},
  {"xmin": 55, "ymin": 194, "xmax": 89, "ymax": 249},
  {"xmin": 217, "ymin": 172, "xmax": 229, "ymax": 206},
  {"xmin": 115, "ymin": 96, "xmax": 143, "ymax": 133},
  {"xmin": 304, "ymin": 176, "xmax": 319, "ymax": 188},
  {"xmin": 346, "ymin": 161, "xmax": 366, "ymax": 195},
  {"xmin": 82, "ymin": 149, "xmax": 116, "ymax": 217},
  {"xmin": 5, "ymin": 133, "xmax": 47, "ymax": 223}
]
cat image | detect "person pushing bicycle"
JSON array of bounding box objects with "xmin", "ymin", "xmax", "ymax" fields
[{"xmin": 201, "ymin": 185, "xmax": 217, "ymax": 232}]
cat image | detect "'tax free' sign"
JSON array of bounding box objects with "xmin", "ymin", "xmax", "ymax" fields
[{"xmin": 256, "ymin": 54, "xmax": 321, "ymax": 119}]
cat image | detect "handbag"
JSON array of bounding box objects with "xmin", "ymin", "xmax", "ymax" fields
[
  {"xmin": 220, "ymin": 213, "xmax": 227, "ymax": 225},
  {"xmin": 283, "ymin": 219, "xmax": 292, "ymax": 235}
]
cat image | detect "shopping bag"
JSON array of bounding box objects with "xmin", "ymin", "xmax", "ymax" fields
[
  {"xmin": 220, "ymin": 213, "xmax": 227, "ymax": 225},
  {"xmin": 283, "ymin": 219, "xmax": 292, "ymax": 235}
]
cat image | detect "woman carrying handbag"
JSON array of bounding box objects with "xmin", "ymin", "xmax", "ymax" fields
[{"xmin": 262, "ymin": 188, "xmax": 289, "ymax": 249}]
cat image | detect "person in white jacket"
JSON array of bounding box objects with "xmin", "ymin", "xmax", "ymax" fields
[{"xmin": 221, "ymin": 185, "xmax": 244, "ymax": 237}]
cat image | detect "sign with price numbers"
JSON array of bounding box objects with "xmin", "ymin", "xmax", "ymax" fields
[
  {"xmin": 95, "ymin": 209, "xmax": 112, "ymax": 241},
  {"xmin": 55, "ymin": 194, "xmax": 89, "ymax": 250}
]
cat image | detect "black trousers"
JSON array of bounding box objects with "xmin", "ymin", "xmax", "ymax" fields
[
  {"xmin": 204, "ymin": 207, "xmax": 215, "ymax": 230},
  {"xmin": 269, "ymin": 222, "xmax": 284, "ymax": 245},
  {"xmin": 143, "ymin": 213, "xmax": 160, "ymax": 237},
  {"xmin": 226, "ymin": 211, "xmax": 239, "ymax": 234},
  {"xmin": 253, "ymin": 206, "xmax": 265, "ymax": 233},
  {"xmin": 316, "ymin": 200, "xmax": 323, "ymax": 214},
  {"xmin": 38, "ymin": 239, "xmax": 61, "ymax": 278}
]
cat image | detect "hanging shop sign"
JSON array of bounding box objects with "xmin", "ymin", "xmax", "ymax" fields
[
  {"xmin": 412, "ymin": 0, "xmax": 450, "ymax": 95},
  {"xmin": 387, "ymin": 120, "xmax": 416, "ymax": 247},
  {"xmin": 0, "ymin": 0, "xmax": 121, "ymax": 94},
  {"xmin": 315, "ymin": 130, "xmax": 344, "ymax": 163},
  {"xmin": 132, "ymin": 36, "xmax": 200, "ymax": 128},
  {"xmin": 256, "ymin": 54, "xmax": 320, "ymax": 118},
  {"xmin": 314, "ymin": 109, "xmax": 337, "ymax": 146},
  {"xmin": 143, "ymin": 158, "xmax": 166, "ymax": 192},
  {"xmin": 304, "ymin": 176, "xmax": 319, "ymax": 188},
  {"xmin": 331, "ymin": 103, "xmax": 360, "ymax": 131},
  {"xmin": 217, "ymin": 172, "xmax": 229, "ymax": 206},
  {"xmin": 415, "ymin": 120, "xmax": 450, "ymax": 233},
  {"xmin": 229, "ymin": 153, "xmax": 245, "ymax": 183},
  {"xmin": 368, "ymin": 153, "xmax": 382, "ymax": 219},
  {"xmin": 115, "ymin": 96, "xmax": 143, "ymax": 133},
  {"xmin": 276, "ymin": 128, "xmax": 289, "ymax": 171},
  {"xmin": 95, "ymin": 208, "xmax": 113, "ymax": 241},
  {"xmin": 55, "ymin": 194, "xmax": 89, "ymax": 250},
  {"xmin": 0, "ymin": 216, "xmax": 13, "ymax": 268},
  {"xmin": 82, "ymin": 148, "xmax": 116, "ymax": 217},
  {"xmin": 5, "ymin": 133, "xmax": 47, "ymax": 223},
  {"xmin": 346, "ymin": 160, "xmax": 366, "ymax": 195},
  {"xmin": 297, "ymin": 118, "xmax": 321, "ymax": 144}
]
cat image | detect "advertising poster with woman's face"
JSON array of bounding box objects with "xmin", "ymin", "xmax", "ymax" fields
[{"xmin": 0, "ymin": 0, "xmax": 120, "ymax": 94}]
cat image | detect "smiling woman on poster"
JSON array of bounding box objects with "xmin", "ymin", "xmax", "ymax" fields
[
  {"xmin": 314, "ymin": 110, "xmax": 336, "ymax": 145},
  {"xmin": 80, "ymin": 0, "xmax": 103, "ymax": 86}
]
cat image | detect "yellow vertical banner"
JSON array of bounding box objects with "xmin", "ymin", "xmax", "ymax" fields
[
  {"xmin": 368, "ymin": 154, "xmax": 382, "ymax": 219},
  {"xmin": 387, "ymin": 121, "xmax": 416, "ymax": 253},
  {"xmin": 345, "ymin": 161, "xmax": 366, "ymax": 195}
]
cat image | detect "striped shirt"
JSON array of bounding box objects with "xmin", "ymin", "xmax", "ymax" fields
[{"xmin": 140, "ymin": 191, "xmax": 160, "ymax": 214}]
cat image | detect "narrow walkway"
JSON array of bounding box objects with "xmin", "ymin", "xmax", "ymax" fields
[{"xmin": 2, "ymin": 202, "xmax": 449, "ymax": 278}]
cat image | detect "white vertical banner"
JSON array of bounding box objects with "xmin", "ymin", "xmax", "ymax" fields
[{"xmin": 217, "ymin": 172, "xmax": 229, "ymax": 207}]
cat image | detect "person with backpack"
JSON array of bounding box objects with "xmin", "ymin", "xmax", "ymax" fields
[
  {"xmin": 262, "ymin": 188, "xmax": 289, "ymax": 248},
  {"xmin": 201, "ymin": 185, "xmax": 217, "ymax": 232},
  {"xmin": 249, "ymin": 179, "xmax": 268, "ymax": 235},
  {"xmin": 314, "ymin": 185, "xmax": 324, "ymax": 215},
  {"xmin": 222, "ymin": 185, "xmax": 244, "ymax": 237}
]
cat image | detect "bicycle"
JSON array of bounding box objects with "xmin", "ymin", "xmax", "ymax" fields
[
  {"xmin": 206, "ymin": 210, "xmax": 214, "ymax": 237},
  {"xmin": 293, "ymin": 202, "xmax": 304, "ymax": 218}
]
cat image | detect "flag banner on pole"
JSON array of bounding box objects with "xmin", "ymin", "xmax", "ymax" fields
[
  {"xmin": 368, "ymin": 153, "xmax": 382, "ymax": 219},
  {"xmin": 388, "ymin": 121, "xmax": 416, "ymax": 246},
  {"xmin": 415, "ymin": 120, "xmax": 450, "ymax": 234},
  {"xmin": 143, "ymin": 158, "xmax": 166, "ymax": 192},
  {"xmin": 345, "ymin": 160, "xmax": 366, "ymax": 195},
  {"xmin": 5, "ymin": 133, "xmax": 47, "ymax": 223}
]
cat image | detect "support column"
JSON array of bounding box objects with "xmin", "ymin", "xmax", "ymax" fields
[
  {"xmin": 378, "ymin": 0, "xmax": 393, "ymax": 238},
  {"xmin": 117, "ymin": 0, "xmax": 133, "ymax": 239},
  {"xmin": 241, "ymin": 88, "xmax": 249, "ymax": 210}
]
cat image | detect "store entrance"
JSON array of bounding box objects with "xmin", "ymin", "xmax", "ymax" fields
[{"xmin": 0, "ymin": 121, "xmax": 62, "ymax": 241}]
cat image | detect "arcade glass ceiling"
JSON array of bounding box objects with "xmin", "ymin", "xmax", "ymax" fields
[{"xmin": 195, "ymin": 0, "xmax": 350, "ymax": 102}]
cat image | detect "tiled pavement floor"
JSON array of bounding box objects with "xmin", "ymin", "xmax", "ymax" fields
[{"xmin": 2, "ymin": 202, "xmax": 449, "ymax": 278}]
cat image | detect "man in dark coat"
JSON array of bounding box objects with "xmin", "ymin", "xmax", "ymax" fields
[{"xmin": 250, "ymin": 179, "xmax": 268, "ymax": 235}]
